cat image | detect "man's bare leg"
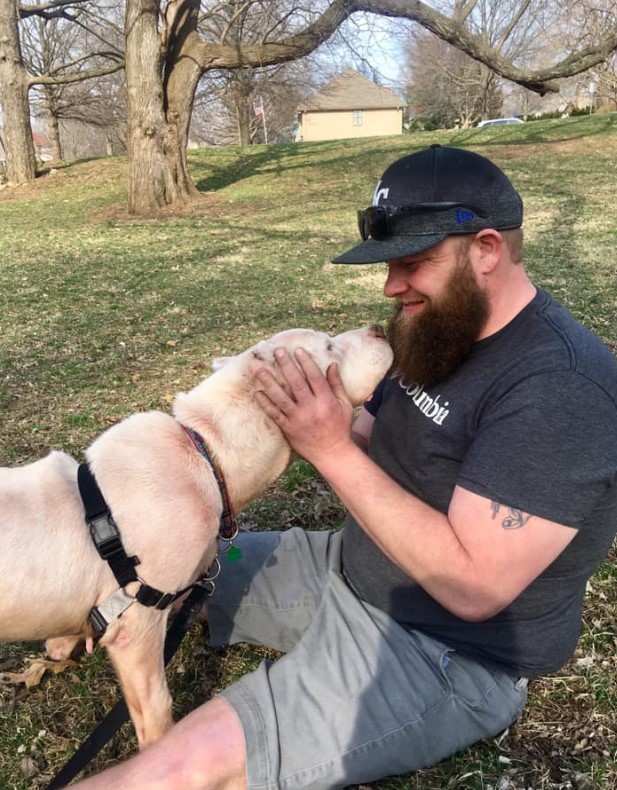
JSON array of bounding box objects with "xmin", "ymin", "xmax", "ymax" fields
[{"xmin": 72, "ymin": 696, "xmax": 247, "ymax": 790}]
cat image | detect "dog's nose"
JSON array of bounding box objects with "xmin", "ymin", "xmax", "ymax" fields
[{"xmin": 369, "ymin": 324, "xmax": 386, "ymax": 339}]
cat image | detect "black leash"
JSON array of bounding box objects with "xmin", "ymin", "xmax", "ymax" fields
[{"xmin": 46, "ymin": 581, "xmax": 211, "ymax": 789}]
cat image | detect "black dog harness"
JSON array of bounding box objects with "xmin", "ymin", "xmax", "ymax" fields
[
  {"xmin": 78, "ymin": 425, "xmax": 238, "ymax": 637},
  {"xmin": 45, "ymin": 427, "xmax": 238, "ymax": 789}
]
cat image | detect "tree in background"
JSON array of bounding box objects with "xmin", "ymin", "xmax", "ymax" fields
[
  {"xmin": 189, "ymin": 1, "xmax": 319, "ymax": 146},
  {"xmin": 0, "ymin": 0, "xmax": 123, "ymax": 184},
  {"xmin": 19, "ymin": 3, "xmax": 125, "ymax": 160},
  {"xmin": 0, "ymin": 0, "xmax": 36, "ymax": 180},
  {"xmin": 118, "ymin": 0, "xmax": 617, "ymax": 216},
  {"xmin": 4, "ymin": 0, "xmax": 617, "ymax": 214},
  {"xmin": 191, "ymin": 56, "xmax": 318, "ymax": 146},
  {"xmin": 403, "ymin": 0, "xmax": 556, "ymax": 128},
  {"xmin": 551, "ymin": 0, "xmax": 617, "ymax": 111},
  {"xmin": 404, "ymin": 29, "xmax": 502, "ymax": 129}
]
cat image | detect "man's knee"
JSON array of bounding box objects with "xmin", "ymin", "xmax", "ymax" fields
[{"xmin": 170, "ymin": 696, "xmax": 247, "ymax": 790}]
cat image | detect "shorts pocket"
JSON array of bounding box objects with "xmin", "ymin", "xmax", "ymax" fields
[{"xmin": 439, "ymin": 650, "xmax": 499, "ymax": 709}]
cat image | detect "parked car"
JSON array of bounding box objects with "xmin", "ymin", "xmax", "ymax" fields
[{"xmin": 477, "ymin": 117, "xmax": 524, "ymax": 128}]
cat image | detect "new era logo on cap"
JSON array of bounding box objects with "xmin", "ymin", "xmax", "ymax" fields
[{"xmin": 455, "ymin": 208, "xmax": 476, "ymax": 224}]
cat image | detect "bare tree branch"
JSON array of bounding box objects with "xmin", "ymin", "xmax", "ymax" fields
[
  {"xmin": 355, "ymin": 0, "xmax": 617, "ymax": 93},
  {"xmin": 453, "ymin": 1, "xmax": 478, "ymax": 26},
  {"xmin": 495, "ymin": 0, "xmax": 532, "ymax": 51},
  {"xmin": 18, "ymin": 0, "xmax": 88, "ymax": 20},
  {"xmin": 173, "ymin": 0, "xmax": 617, "ymax": 94},
  {"xmin": 27, "ymin": 60, "xmax": 124, "ymax": 86}
]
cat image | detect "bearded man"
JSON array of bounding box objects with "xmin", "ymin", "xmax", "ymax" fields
[{"xmin": 75, "ymin": 146, "xmax": 617, "ymax": 790}]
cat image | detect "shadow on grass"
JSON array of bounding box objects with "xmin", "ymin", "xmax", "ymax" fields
[
  {"xmin": 191, "ymin": 114, "xmax": 617, "ymax": 196},
  {"xmin": 191, "ymin": 139, "xmax": 406, "ymax": 194}
]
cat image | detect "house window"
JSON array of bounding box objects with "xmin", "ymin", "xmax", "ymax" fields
[{"xmin": 353, "ymin": 109, "xmax": 363, "ymax": 126}]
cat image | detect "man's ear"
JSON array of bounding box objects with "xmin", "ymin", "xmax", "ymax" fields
[{"xmin": 472, "ymin": 229, "xmax": 503, "ymax": 276}]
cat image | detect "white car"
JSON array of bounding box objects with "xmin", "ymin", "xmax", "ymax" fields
[{"xmin": 477, "ymin": 117, "xmax": 524, "ymax": 128}]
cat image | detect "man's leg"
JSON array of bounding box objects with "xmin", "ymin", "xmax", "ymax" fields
[
  {"xmin": 73, "ymin": 528, "xmax": 332, "ymax": 790},
  {"xmin": 73, "ymin": 529, "xmax": 527, "ymax": 789},
  {"xmin": 73, "ymin": 696, "xmax": 246, "ymax": 790}
]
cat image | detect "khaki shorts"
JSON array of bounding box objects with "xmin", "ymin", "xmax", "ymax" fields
[{"xmin": 208, "ymin": 528, "xmax": 528, "ymax": 790}]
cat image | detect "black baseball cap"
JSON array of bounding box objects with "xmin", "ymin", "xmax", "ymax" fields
[{"xmin": 332, "ymin": 144, "xmax": 523, "ymax": 264}]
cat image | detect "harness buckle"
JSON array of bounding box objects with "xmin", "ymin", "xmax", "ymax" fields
[
  {"xmin": 89, "ymin": 513, "xmax": 123, "ymax": 560},
  {"xmin": 89, "ymin": 607, "xmax": 108, "ymax": 636},
  {"xmin": 89, "ymin": 588, "xmax": 136, "ymax": 636}
]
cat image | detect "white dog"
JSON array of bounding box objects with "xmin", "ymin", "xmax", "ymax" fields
[{"xmin": 0, "ymin": 326, "xmax": 392, "ymax": 747}]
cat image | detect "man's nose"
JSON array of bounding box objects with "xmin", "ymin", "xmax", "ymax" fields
[{"xmin": 383, "ymin": 266, "xmax": 409, "ymax": 298}]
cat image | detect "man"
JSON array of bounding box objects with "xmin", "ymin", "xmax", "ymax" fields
[{"xmin": 75, "ymin": 145, "xmax": 617, "ymax": 789}]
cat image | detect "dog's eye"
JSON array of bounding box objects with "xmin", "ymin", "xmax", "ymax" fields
[
  {"xmin": 252, "ymin": 350, "xmax": 264, "ymax": 361},
  {"xmin": 326, "ymin": 341, "xmax": 334, "ymax": 351}
]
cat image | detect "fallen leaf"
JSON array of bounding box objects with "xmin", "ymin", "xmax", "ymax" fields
[
  {"xmin": 0, "ymin": 656, "xmax": 22, "ymax": 672},
  {"xmin": 19, "ymin": 756, "xmax": 39, "ymax": 779},
  {"xmin": 4, "ymin": 657, "xmax": 77, "ymax": 689}
]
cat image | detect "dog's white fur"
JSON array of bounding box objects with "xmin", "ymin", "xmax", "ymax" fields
[{"xmin": 0, "ymin": 326, "xmax": 392, "ymax": 747}]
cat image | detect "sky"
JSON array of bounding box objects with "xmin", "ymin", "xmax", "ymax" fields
[{"xmin": 323, "ymin": 12, "xmax": 411, "ymax": 93}]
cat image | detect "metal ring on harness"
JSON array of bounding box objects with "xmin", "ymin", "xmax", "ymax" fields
[{"xmin": 217, "ymin": 523, "xmax": 240, "ymax": 552}]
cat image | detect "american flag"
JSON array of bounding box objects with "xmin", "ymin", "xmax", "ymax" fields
[{"xmin": 253, "ymin": 98, "xmax": 264, "ymax": 116}]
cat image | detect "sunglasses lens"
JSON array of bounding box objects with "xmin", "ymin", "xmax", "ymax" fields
[
  {"xmin": 358, "ymin": 206, "xmax": 388, "ymax": 240},
  {"xmin": 357, "ymin": 210, "xmax": 368, "ymax": 240}
]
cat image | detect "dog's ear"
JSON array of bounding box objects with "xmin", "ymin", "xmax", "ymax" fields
[{"xmin": 211, "ymin": 356, "xmax": 232, "ymax": 371}]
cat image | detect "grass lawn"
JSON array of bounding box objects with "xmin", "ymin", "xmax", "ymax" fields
[{"xmin": 1, "ymin": 114, "xmax": 616, "ymax": 788}]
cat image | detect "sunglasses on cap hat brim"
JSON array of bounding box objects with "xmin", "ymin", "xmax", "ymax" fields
[{"xmin": 357, "ymin": 202, "xmax": 488, "ymax": 241}]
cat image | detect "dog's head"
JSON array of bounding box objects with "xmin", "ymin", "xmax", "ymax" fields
[
  {"xmin": 211, "ymin": 325, "xmax": 393, "ymax": 407},
  {"xmin": 173, "ymin": 327, "xmax": 393, "ymax": 505}
]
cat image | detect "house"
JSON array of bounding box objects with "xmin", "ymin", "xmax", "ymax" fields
[
  {"xmin": 32, "ymin": 131, "xmax": 52, "ymax": 161},
  {"xmin": 297, "ymin": 69, "xmax": 405, "ymax": 142},
  {"xmin": 0, "ymin": 130, "xmax": 52, "ymax": 165}
]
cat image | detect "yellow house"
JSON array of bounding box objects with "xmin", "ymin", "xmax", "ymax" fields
[{"xmin": 297, "ymin": 70, "xmax": 405, "ymax": 142}]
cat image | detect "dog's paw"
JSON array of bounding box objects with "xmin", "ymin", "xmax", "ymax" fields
[{"xmin": 45, "ymin": 635, "xmax": 84, "ymax": 661}]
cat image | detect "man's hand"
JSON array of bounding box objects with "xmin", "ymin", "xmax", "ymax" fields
[{"xmin": 254, "ymin": 347, "xmax": 354, "ymax": 467}]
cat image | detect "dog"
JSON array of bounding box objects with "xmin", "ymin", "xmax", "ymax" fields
[{"xmin": 0, "ymin": 326, "xmax": 392, "ymax": 747}]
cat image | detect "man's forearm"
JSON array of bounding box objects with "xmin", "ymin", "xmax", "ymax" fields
[{"xmin": 314, "ymin": 440, "xmax": 487, "ymax": 620}]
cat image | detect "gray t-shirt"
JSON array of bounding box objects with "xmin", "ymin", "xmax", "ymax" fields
[{"xmin": 341, "ymin": 289, "xmax": 617, "ymax": 677}]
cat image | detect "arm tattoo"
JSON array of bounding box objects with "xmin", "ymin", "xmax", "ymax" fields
[{"xmin": 491, "ymin": 501, "xmax": 532, "ymax": 529}]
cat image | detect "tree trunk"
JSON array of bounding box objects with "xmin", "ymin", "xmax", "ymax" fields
[
  {"xmin": 161, "ymin": 0, "xmax": 202, "ymax": 198},
  {"xmin": 45, "ymin": 88, "xmax": 63, "ymax": 160},
  {"xmin": 125, "ymin": 0, "xmax": 200, "ymax": 216},
  {"xmin": 236, "ymin": 96, "xmax": 252, "ymax": 146},
  {"xmin": 0, "ymin": 0, "xmax": 36, "ymax": 184}
]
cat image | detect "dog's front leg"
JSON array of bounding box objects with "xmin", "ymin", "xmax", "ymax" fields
[
  {"xmin": 104, "ymin": 609, "xmax": 173, "ymax": 748},
  {"xmin": 46, "ymin": 634, "xmax": 86, "ymax": 660}
]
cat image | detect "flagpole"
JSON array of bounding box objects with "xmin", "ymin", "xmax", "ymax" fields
[{"xmin": 260, "ymin": 95, "xmax": 268, "ymax": 144}]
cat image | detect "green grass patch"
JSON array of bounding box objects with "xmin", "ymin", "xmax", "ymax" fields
[{"xmin": 1, "ymin": 114, "xmax": 616, "ymax": 788}]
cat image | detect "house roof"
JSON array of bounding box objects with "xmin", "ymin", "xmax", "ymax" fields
[
  {"xmin": 0, "ymin": 129, "xmax": 51, "ymax": 149},
  {"xmin": 299, "ymin": 69, "xmax": 404, "ymax": 112},
  {"xmin": 32, "ymin": 132, "xmax": 51, "ymax": 148}
]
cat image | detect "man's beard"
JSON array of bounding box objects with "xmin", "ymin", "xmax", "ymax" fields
[{"xmin": 386, "ymin": 252, "xmax": 489, "ymax": 388}]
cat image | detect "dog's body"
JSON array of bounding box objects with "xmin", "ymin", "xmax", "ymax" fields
[{"xmin": 0, "ymin": 326, "xmax": 392, "ymax": 746}]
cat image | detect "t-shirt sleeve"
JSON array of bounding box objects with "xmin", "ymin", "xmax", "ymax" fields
[
  {"xmin": 458, "ymin": 371, "xmax": 617, "ymax": 528},
  {"xmin": 364, "ymin": 375, "xmax": 388, "ymax": 417}
]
